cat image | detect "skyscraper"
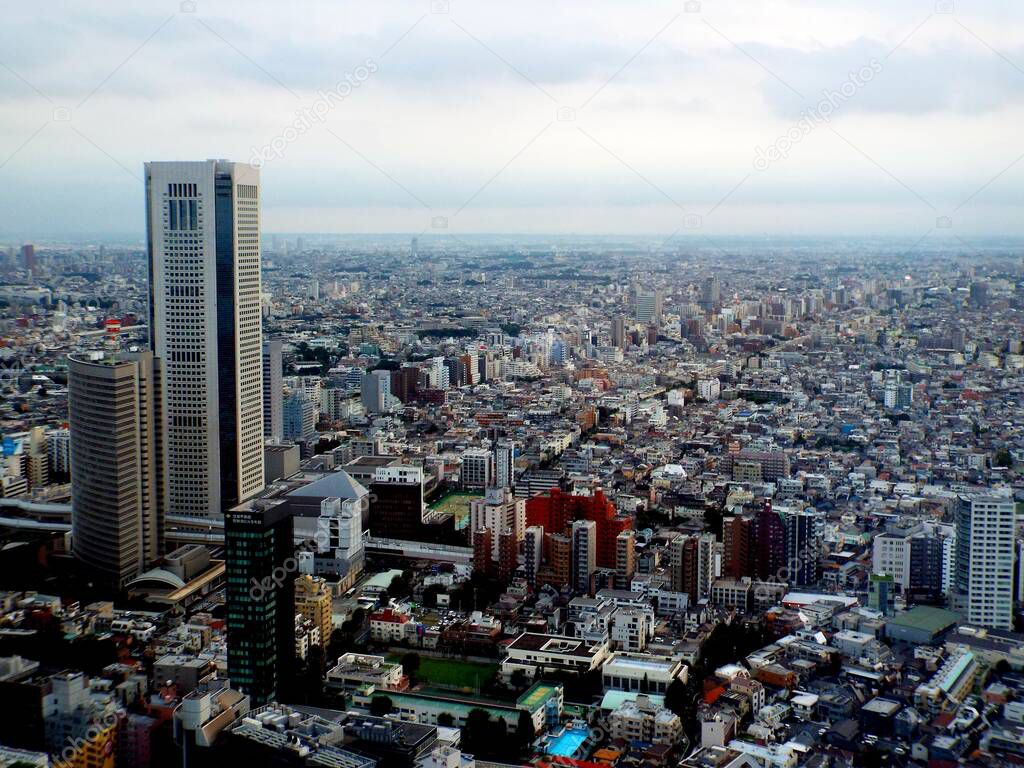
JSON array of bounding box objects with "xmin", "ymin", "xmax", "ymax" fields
[
  {"xmin": 225, "ymin": 499, "xmax": 294, "ymax": 706},
  {"xmin": 611, "ymin": 315, "xmax": 626, "ymax": 348},
  {"xmin": 68, "ymin": 351, "xmax": 165, "ymax": 587},
  {"xmin": 700, "ymin": 276, "xmax": 720, "ymax": 310},
  {"xmin": 262, "ymin": 339, "xmax": 283, "ymax": 443},
  {"xmin": 19, "ymin": 244, "xmax": 35, "ymax": 274},
  {"xmin": 635, "ymin": 288, "xmax": 663, "ymax": 324},
  {"xmin": 954, "ymin": 493, "xmax": 1017, "ymax": 629},
  {"xmin": 145, "ymin": 160, "xmax": 264, "ymax": 524}
]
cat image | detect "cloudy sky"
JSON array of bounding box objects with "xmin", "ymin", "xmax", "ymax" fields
[{"xmin": 0, "ymin": 0, "xmax": 1022, "ymax": 239}]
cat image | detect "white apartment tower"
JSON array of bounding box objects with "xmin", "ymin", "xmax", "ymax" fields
[
  {"xmin": 572, "ymin": 519, "xmax": 597, "ymax": 594},
  {"xmin": 145, "ymin": 160, "xmax": 264, "ymax": 522},
  {"xmin": 495, "ymin": 440, "xmax": 516, "ymax": 490},
  {"xmin": 954, "ymin": 493, "xmax": 1017, "ymax": 629}
]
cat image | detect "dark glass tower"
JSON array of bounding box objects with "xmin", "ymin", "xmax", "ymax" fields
[{"xmin": 225, "ymin": 500, "xmax": 294, "ymax": 706}]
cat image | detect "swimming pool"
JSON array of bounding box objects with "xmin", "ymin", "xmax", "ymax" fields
[{"xmin": 545, "ymin": 723, "xmax": 590, "ymax": 758}]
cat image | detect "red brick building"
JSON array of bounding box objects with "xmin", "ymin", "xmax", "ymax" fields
[{"xmin": 526, "ymin": 488, "xmax": 632, "ymax": 569}]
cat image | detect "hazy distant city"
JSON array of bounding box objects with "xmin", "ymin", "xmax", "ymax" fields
[{"xmin": 2, "ymin": 2, "xmax": 1024, "ymax": 768}]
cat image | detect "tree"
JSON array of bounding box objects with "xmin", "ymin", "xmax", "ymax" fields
[
  {"xmin": 401, "ymin": 652, "xmax": 421, "ymax": 682},
  {"xmin": 510, "ymin": 668, "xmax": 529, "ymax": 691},
  {"xmin": 514, "ymin": 709, "xmax": 536, "ymax": 755},
  {"xmin": 665, "ymin": 678, "xmax": 688, "ymax": 718},
  {"xmin": 389, "ymin": 573, "xmax": 412, "ymax": 599},
  {"xmin": 437, "ymin": 712, "xmax": 455, "ymax": 727},
  {"xmin": 370, "ymin": 695, "xmax": 393, "ymax": 716},
  {"xmin": 461, "ymin": 708, "xmax": 508, "ymax": 760}
]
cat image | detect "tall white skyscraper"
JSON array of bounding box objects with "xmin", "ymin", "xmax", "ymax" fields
[
  {"xmin": 145, "ymin": 160, "xmax": 264, "ymax": 523},
  {"xmin": 954, "ymin": 493, "xmax": 1017, "ymax": 629}
]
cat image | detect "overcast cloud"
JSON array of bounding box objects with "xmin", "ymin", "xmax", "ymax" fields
[{"xmin": 0, "ymin": 0, "xmax": 1022, "ymax": 238}]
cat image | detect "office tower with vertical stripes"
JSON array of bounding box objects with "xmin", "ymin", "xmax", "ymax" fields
[
  {"xmin": 145, "ymin": 160, "xmax": 264, "ymax": 526},
  {"xmin": 68, "ymin": 351, "xmax": 165, "ymax": 587}
]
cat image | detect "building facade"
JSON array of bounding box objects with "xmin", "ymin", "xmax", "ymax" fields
[
  {"xmin": 68, "ymin": 351, "xmax": 165, "ymax": 587},
  {"xmin": 145, "ymin": 160, "xmax": 264, "ymax": 524}
]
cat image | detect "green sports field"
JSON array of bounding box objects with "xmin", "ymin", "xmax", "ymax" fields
[
  {"xmin": 388, "ymin": 654, "xmax": 497, "ymax": 689},
  {"xmin": 427, "ymin": 491, "xmax": 483, "ymax": 530}
]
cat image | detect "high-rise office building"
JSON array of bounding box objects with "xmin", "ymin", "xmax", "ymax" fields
[
  {"xmin": 262, "ymin": 340, "xmax": 283, "ymax": 443},
  {"xmin": 361, "ymin": 369, "xmax": 391, "ymax": 414},
  {"xmin": 571, "ymin": 519, "xmax": 596, "ymax": 594},
  {"xmin": 701, "ymin": 276, "xmax": 721, "ymax": 309},
  {"xmin": 225, "ymin": 499, "xmax": 294, "ymax": 706},
  {"xmin": 884, "ymin": 381, "xmax": 913, "ymax": 410},
  {"xmin": 46, "ymin": 428, "xmax": 71, "ymax": 479},
  {"xmin": 19, "ymin": 244, "xmax": 35, "ymax": 274},
  {"xmin": 969, "ymin": 281, "xmax": 989, "ymax": 309},
  {"xmin": 635, "ymin": 288, "xmax": 663, "ymax": 324},
  {"xmin": 868, "ymin": 574, "xmax": 895, "ymax": 617},
  {"xmin": 954, "ymin": 493, "xmax": 1017, "ymax": 629},
  {"xmin": 68, "ymin": 351, "xmax": 165, "ymax": 587},
  {"xmin": 283, "ymin": 391, "xmax": 316, "ymax": 442},
  {"xmin": 145, "ymin": 160, "xmax": 264, "ymax": 523},
  {"xmin": 611, "ymin": 315, "xmax": 626, "ymax": 348}
]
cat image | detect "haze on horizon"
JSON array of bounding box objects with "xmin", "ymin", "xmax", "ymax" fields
[{"xmin": 1, "ymin": 0, "xmax": 1022, "ymax": 240}]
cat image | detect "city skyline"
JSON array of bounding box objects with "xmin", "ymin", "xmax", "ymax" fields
[{"xmin": 0, "ymin": 3, "xmax": 1022, "ymax": 765}]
